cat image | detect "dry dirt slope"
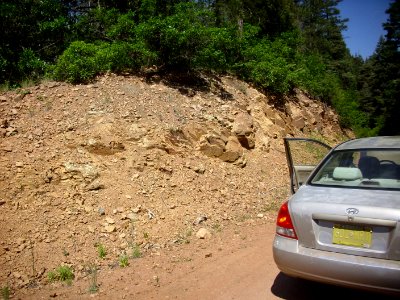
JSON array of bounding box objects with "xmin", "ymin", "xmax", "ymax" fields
[{"xmin": 0, "ymin": 73, "xmax": 351, "ymax": 296}]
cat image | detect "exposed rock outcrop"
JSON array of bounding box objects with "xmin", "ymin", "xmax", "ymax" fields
[{"xmin": 0, "ymin": 73, "xmax": 351, "ymax": 292}]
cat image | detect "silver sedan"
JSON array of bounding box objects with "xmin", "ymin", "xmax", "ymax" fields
[{"xmin": 273, "ymin": 136, "xmax": 400, "ymax": 295}]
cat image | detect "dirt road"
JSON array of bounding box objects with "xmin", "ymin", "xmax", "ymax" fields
[{"xmin": 15, "ymin": 221, "xmax": 397, "ymax": 300}]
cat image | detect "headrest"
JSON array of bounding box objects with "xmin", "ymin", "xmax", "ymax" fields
[{"xmin": 333, "ymin": 167, "xmax": 362, "ymax": 181}]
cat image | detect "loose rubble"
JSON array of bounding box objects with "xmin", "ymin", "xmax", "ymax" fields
[{"xmin": 0, "ymin": 73, "xmax": 351, "ymax": 293}]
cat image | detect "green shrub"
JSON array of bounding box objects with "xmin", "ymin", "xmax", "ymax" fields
[
  {"xmin": 17, "ymin": 48, "xmax": 47, "ymax": 80},
  {"xmin": 95, "ymin": 41, "xmax": 157, "ymax": 73},
  {"xmin": 193, "ymin": 26, "xmax": 240, "ymax": 71},
  {"xmin": 107, "ymin": 12, "xmax": 136, "ymax": 41},
  {"xmin": 134, "ymin": 3, "xmax": 235, "ymax": 71},
  {"xmin": 236, "ymin": 38, "xmax": 294, "ymax": 94},
  {"xmin": 52, "ymin": 41, "xmax": 99, "ymax": 83},
  {"xmin": 134, "ymin": 17, "xmax": 164, "ymax": 54},
  {"xmin": 52, "ymin": 39, "xmax": 158, "ymax": 83},
  {"xmin": 72, "ymin": 8, "xmax": 120, "ymax": 42},
  {"xmin": 332, "ymin": 89, "xmax": 370, "ymax": 133},
  {"xmin": 293, "ymin": 54, "xmax": 327, "ymax": 97}
]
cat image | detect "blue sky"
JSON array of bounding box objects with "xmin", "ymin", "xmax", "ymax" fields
[{"xmin": 338, "ymin": 0, "xmax": 392, "ymax": 59}]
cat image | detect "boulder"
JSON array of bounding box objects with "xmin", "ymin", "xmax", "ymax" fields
[
  {"xmin": 219, "ymin": 136, "xmax": 243, "ymax": 162},
  {"xmin": 196, "ymin": 228, "xmax": 211, "ymax": 239},
  {"xmin": 198, "ymin": 134, "xmax": 225, "ymax": 158},
  {"xmin": 232, "ymin": 112, "xmax": 253, "ymax": 136},
  {"xmin": 236, "ymin": 133, "xmax": 255, "ymax": 149},
  {"xmin": 182, "ymin": 123, "xmax": 207, "ymax": 143},
  {"xmin": 232, "ymin": 112, "xmax": 255, "ymax": 149},
  {"xmin": 63, "ymin": 162, "xmax": 99, "ymax": 183}
]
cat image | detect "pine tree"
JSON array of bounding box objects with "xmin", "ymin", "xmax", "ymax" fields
[
  {"xmin": 298, "ymin": 0, "xmax": 348, "ymax": 61},
  {"xmin": 358, "ymin": 0, "xmax": 400, "ymax": 135}
]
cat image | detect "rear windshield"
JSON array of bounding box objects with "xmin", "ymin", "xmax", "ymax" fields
[{"xmin": 311, "ymin": 149, "xmax": 400, "ymax": 190}]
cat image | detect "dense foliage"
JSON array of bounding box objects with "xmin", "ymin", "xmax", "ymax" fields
[{"xmin": 1, "ymin": 0, "xmax": 399, "ymax": 136}]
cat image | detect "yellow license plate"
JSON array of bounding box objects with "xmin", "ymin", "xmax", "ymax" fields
[{"xmin": 332, "ymin": 224, "xmax": 372, "ymax": 248}]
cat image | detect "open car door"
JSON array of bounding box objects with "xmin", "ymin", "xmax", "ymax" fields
[{"xmin": 284, "ymin": 138, "xmax": 331, "ymax": 194}]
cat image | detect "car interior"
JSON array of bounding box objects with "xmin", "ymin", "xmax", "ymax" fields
[{"xmin": 311, "ymin": 150, "xmax": 400, "ymax": 188}]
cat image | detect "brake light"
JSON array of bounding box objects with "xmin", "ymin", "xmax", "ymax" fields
[{"xmin": 276, "ymin": 201, "xmax": 297, "ymax": 239}]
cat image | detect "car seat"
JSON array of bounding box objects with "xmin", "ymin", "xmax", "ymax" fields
[
  {"xmin": 380, "ymin": 163, "xmax": 399, "ymax": 179},
  {"xmin": 358, "ymin": 156, "xmax": 380, "ymax": 179}
]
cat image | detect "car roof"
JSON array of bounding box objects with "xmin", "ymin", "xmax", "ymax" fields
[{"xmin": 335, "ymin": 136, "xmax": 400, "ymax": 151}]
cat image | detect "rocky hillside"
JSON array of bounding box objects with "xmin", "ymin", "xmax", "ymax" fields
[{"xmin": 0, "ymin": 73, "xmax": 351, "ymax": 292}]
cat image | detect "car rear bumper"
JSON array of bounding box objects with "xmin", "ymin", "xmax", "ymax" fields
[{"xmin": 273, "ymin": 234, "xmax": 400, "ymax": 294}]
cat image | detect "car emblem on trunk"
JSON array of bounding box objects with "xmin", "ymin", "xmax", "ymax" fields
[
  {"xmin": 346, "ymin": 208, "xmax": 359, "ymax": 215},
  {"xmin": 346, "ymin": 208, "xmax": 359, "ymax": 221}
]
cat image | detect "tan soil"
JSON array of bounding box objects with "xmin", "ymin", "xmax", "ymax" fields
[{"xmin": 0, "ymin": 73, "xmax": 370, "ymax": 299}]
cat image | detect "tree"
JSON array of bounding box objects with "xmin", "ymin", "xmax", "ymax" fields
[
  {"xmin": 242, "ymin": 0, "xmax": 296, "ymax": 37},
  {"xmin": 211, "ymin": 0, "xmax": 296, "ymax": 37},
  {"xmin": 0, "ymin": 0, "xmax": 70, "ymax": 83},
  {"xmin": 357, "ymin": 0, "xmax": 400, "ymax": 135},
  {"xmin": 298, "ymin": 0, "xmax": 348, "ymax": 61}
]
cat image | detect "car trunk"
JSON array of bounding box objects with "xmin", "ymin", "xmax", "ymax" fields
[{"xmin": 290, "ymin": 186, "xmax": 400, "ymax": 261}]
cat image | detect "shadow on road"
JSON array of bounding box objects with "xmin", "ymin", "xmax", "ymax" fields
[{"xmin": 271, "ymin": 272, "xmax": 398, "ymax": 300}]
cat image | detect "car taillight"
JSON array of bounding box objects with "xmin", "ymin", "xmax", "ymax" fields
[{"xmin": 276, "ymin": 201, "xmax": 297, "ymax": 239}]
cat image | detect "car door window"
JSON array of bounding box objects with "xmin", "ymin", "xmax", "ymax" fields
[{"xmin": 284, "ymin": 138, "xmax": 331, "ymax": 194}]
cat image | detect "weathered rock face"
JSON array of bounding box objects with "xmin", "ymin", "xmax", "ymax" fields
[
  {"xmin": 0, "ymin": 73, "xmax": 350, "ymax": 291},
  {"xmin": 283, "ymin": 89, "xmax": 341, "ymax": 135}
]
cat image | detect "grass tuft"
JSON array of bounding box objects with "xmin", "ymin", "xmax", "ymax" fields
[
  {"xmin": 119, "ymin": 254, "xmax": 129, "ymax": 267},
  {"xmin": 1, "ymin": 286, "xmax": 10, "ymax": 300},
  {"xmin": 87, "ymin": 264, "xmax": 99, "ymax": 294},
  {"xmin": 96, "ymin": 243, "xmax": 107, "ymax": 259},
  {"xmin": 131, "ymin": 244, "xmax": 142, "ymax": 259},
  {"xmin": 47, "ymin": 265, "xmax": 74, "ymax": 285}
]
